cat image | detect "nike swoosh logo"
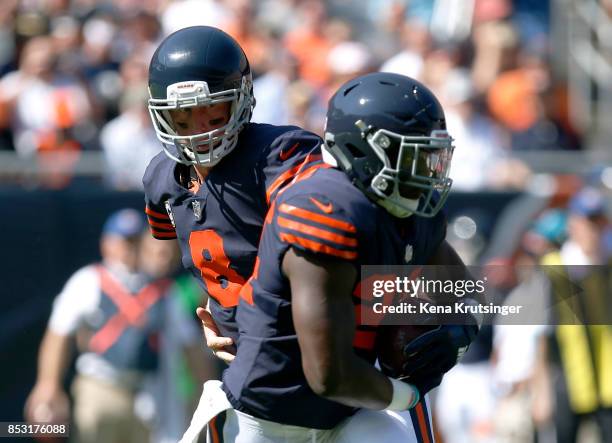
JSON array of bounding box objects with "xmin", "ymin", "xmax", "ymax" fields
[
  {"xmin": 310, "ymin": 197, "xmax": 333, "ymax": 214},
  {"xmin": 279, "ymin": 142, "xmax": 299, "ymax": 161}
]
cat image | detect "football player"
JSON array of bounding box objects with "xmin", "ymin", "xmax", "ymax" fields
[
  {"xmin": 200, "ymin": 73, "xmax": 479, "ymax": 442},
  {"xmin": 142, "ymin": 26, "xmax": 323, "ymax": 362}
]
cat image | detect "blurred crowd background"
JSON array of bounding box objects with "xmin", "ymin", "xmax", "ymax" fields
[
  {"xmin": 0, "ymin": 0, "xmax": 610, "ymax": 191},
  {"xmin": 0, "ymin": 0, "xmax": 611, "ymax": 442}
]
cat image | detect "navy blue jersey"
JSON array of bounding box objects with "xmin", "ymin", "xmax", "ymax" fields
[
  {"xmin": 142, "ymin": 123, "xmax": 322, "ymax": 343},
  {"xmin": 223, "ymin": 167, "xmax": 447, "ymax": 429}
]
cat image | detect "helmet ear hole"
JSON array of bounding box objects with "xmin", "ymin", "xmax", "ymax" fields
[
  {"xmin": 345, "ymin": 143, "xmax": 366, "ymax": 158},
  {"xmin": 343, "ymin": 84, "xmax": 359, "ymax": 96}
]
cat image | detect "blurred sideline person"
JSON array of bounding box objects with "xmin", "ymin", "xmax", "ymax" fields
[
  {"xmin": 100, "ymin": 84, "xmax": 160, "ymax": 191},
  {"xmin": 486, "ymin": 210, "xmax": 568, "ymax": 443},
  {"xmin": 143, "ymin": 26, "xmax": 322, "ymax": 365},
  {"xmin": 182, "ymin": 73, "xmax": 480, "ymax": 443},
  {"xmin": 137, "ymin": 233, "xmax": 220, "ymax": 443},
  {"xmin": 536, "ymin": 188, "xmax": 612, "ymax": 443},
  {"xmin": 24, "ymin": 209, "xmax": 180, "ymax": 443}
]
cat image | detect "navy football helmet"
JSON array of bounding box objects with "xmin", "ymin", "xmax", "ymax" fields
[
  {"xmin": 323, "ymin": 73, "xmax": 454, "ymax": 218},
  {"xmin": 148, "ymin": 26, "xmax": 255, "ymax": 166}
]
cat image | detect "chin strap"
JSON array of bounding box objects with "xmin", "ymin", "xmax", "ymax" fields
[{"xmin": 377, "ymin": 198, "xmax": 416, "ymax": 218}]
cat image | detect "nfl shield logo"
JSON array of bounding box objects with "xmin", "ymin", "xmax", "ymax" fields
[
  {"xmin": 164, "ymin": 200, "xmax": 176, "ymax": 228},
  {"xmin": 192, "ymin": 200, "xmax": 202, "ymax": 220},
  {"xmin": 404, "ymin": 244, "xmax": 413, "ymax": 263}
]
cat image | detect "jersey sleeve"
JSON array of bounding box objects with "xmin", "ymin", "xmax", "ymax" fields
[
  {"xmin": 142, "ymin": 153, "xmax": 177, "ymax": 240},
  {"xmin": 273, "ymin": 192, "xmax": 360, "ymax": 262},
  {"xmin": 259, "ymin": 128, "xmax": 324, "ymax": 205}
]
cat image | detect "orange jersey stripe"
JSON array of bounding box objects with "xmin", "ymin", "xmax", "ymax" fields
[
  {"xmin": 240, "ymin": 279, "xmax": 254, "ymax": 305},
  {"xmin": 280, "ymin": 232, "xmax": 357, "ymax": 260},
  {"xmin": 415, "ymin": 402, "xmax": 432, "ymax": 443},
  {"xmin": 265, "ymin": 153, "xmax": 322, "ymax": 204},
  {"xmin": 266, "ymin": 165, "xmax": 302, "ymax": 204},
  {"xmin": 239, "ymin": 256, "xmax": 259, "ymax": 305},
  {"xmin": 278, "ymin": 203, "xmax": 357, "ymax": 233},
  {"xmin": 147, "ymin": 218, "xmax": 174, "ymax": 230},
  {"xmin": 279, "ymin": 163, "xmax": 331, "ymax": 198},
  {"xmin": 277, "ymin": 216, "xmax": 357, "ymax": 247},
  {"xmin": 145, "ymin": 205, "xmax": 170, "ymax": 220}
]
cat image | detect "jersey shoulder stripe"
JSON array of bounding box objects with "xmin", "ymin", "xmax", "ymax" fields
[
  {"xmin": 142, "ymin": 153, "xmax": 177, "ymax": 240},
  {"xmin": 255, "ymin": 125, "xmax": 323, "ymax": 204},
  {"xmin": 274, "ymin": 193, "xmax": 359, "ymax": 261},
  {"xmin": 277, "ymin": 216, "xmax": 357, "ymax": 247},
  {"xmin": 265, "ymin": 153, "xmax": 324, "ymax": 204},
  {"xmin": 278, "ymin": 203, "xmax": 357, "ymax": 234}
]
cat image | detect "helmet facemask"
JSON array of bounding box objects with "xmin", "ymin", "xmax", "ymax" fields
[
  {"xmin": 365, "ymin": 126, "xmax": 454, "ymax": 218},
  {"xmin": 148, "ymin": 76, "xmax": 254, "ymax": 166}
]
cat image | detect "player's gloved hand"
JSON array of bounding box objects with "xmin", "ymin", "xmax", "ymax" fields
[
  {"xmin": 196, "ymin": 306, "xmax": 235, "ymax": 364},
  {"xmin": 400, "ymin": 324, "xmax": 479, "ymax": 394}
]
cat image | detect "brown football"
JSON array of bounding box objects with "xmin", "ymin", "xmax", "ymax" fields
[{"xmin": 376, "ymin": 324, "xmax": 436, "ymax": 378}]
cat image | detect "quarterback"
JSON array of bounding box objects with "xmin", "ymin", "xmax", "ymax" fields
[{"xmin": 142, "ymin": 26, "xmax": 323, "ymax": 361}]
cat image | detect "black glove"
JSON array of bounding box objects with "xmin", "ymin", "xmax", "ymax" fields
[{"xmin": 399, "ymin": 324, "xmax": 479, "ymax": 395}]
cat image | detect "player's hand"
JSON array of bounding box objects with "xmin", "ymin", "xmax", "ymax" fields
[
  {"xmin": 196, "ymin": 306, "xmax": 235, "ymax": 364},
  {"xmin": 400, "ymin": 324, "xmax": 478, "ymax": 394},
  {"xmin": 24, "ymin": 383, "xmax": 70, "ymax": 423}
]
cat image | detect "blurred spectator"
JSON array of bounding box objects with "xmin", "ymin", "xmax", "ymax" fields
[
  {"xmin": 523, "ymin": 209, "xmax": 569, "ymax": 258},
  {"xmin": 561, "ymin": 187, "xmax": 611, "ymax": 265},
  {"xmin": 488, "ymin": 52, "xmax": 582, "ymax": 151},
  {"xmin": 255, "ymin": 0, "xmax": 301, "ymax": 35},
  {"xmin": 284, "ymin": 0, "xmax": 335, "ymax": 88},
  {"xmin": 473, "ymin": 0, "xmax": 513, "ymax": 25},
  {"xmin": 79, "ymin": 13, "xmax": 122, "ymax": 119},
  {"xmin": 112, "ymin": 11, "xmax": 160, "ymax": 64},
  {"xmin": 222, "ymin": 0, "xmax": 270, "ymax": 76},
  {"xmin": 471, "ymin": 20, "xmax": 519, "ymax": 94},
  {"xmin": 441, "ymin": 68, "xmax": 507, "ymax": 191},
  {"xmin": 251, "ymin": 47, "xmax": 296, "ymax": 126},
  {"xmin": 285, "ymin": 80, "xmax": 326, "ymax": 136},
  {"xmin": 24, "ymin": 209, "xmax": 172, "ymax": 443},
  {"xmin": 160, "ymin": 0, "xmax": 230, "ymax": 36},
  {"xmin": 0, "ymin": 1, "xmax": 17, "ymax": 76},
  {"xmin": 0, "ymin": 0, "xmax": 590, "ymax": 192},
  {"xmin": 0, "ymin": 36, "xmax": 93, "ymax": 158},
  {"xmin": 366, "ymin": 0, "xmax": 410, "ymax": 35},
  {"xmin": 491, "ymin": 209, "xmax": 567, "ymax": 442},
  {"xmin": 100, "ymin": 84, "xmax": 160, "ymax": 190},
  {"xmin": 380, "ymin": 20, "xmax": 431, "ymax": 80},
  {"xmin": 50, "ymin": 15, "xmax": 81, "ymax": 76},
  {"xmin": 435, "ymin": 326, "xmax": 496, "ymax": 443},
  {"xmin": 429, "ymin": 0, "xmax": 476, "ymax": 43},
  {"xmin": 327, "ymin": 40, "xmax": 374, "ymax": 94},
  {"xmin": 0, "ymin": 34, "xmax": 97, "ymax": 188}
]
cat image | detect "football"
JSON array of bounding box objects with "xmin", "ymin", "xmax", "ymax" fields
[{"xmin": 376, "ymin": 323, "xmax": 437, "ymax": 378}]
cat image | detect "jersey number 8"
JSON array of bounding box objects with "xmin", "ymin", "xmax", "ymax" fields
[{"xmin": 189, "ymin": 230, "xmax": 246, "ymax": 307}]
